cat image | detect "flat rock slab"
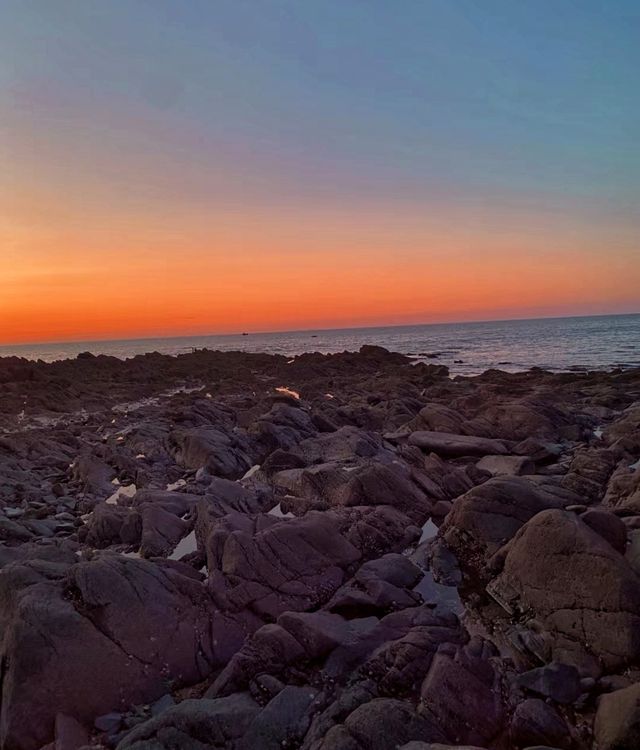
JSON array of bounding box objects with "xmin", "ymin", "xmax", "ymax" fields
[
  {"xmin": 476, "ymin": 455, "xmax": 533, "ymax": 476},
  {"xmin": 408, "ymin": 431, "xmax": 509, "ymax": 458}
]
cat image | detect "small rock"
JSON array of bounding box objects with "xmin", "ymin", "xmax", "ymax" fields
[
  {"xmin": 598, "ymin": 675, "xmax": 633, "ymax": 693},
  {"xmin": 580, "ymin": 677, "xmax": 596, "ymax": 692},
  {"xmin": 4, "ymin": 508, "xmax": 25, "ymax": 519},
  {"xmin": 515, "ymin": 662, "xmax": 582, "ymax": 704},
  {"xmin": 510, "ymin": 698, "xmax": 571, "ymax": 748},
  {"xmin": 150, "ymin": 694, "xmax": 175, "ymax": 717},
  {"xmin": 94, "ymin": 712, "xmax": 122, "ymax": 733},
  {"xmin": 250, "ymin": 674, "xmax": 285, "ymax": 701}
]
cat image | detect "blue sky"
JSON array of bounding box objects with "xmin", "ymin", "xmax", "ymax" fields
[{"xmin": 1, "ymin": 1, "xmax": 639, "ymax": 341}]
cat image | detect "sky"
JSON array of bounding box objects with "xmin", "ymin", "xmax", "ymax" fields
[{"xmin": 1, "ymin": 0, "xmax": 639, "ymax": 344}]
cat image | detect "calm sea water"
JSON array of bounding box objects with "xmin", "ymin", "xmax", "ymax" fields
[{"xmin": 1, "ymin": 314, "xmax": 638, "ymax": 377}]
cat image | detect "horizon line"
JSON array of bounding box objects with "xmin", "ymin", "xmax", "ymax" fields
[{"xmin": 1, "ymin": 309, "xmax": 639, "ymax": 350}]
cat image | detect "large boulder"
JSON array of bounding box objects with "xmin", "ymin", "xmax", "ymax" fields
[
  {"xmin": 312, "ymin": 697, "xmax": 447, "ymax": 750},
  {"xmin": 326, "ymin": 553, "xmax": 423, "ymax": 616},
  {"xmin": 510, "ymin": 698, "xmax": 572, "ymax": 748},
  {"xmin": 581, "ymin": 508, "xmax": 627, "ymax": 554},
  {"xmin": 472, "ymin": 395, "xmax": 576, "ymax": 441},
  {"xmin": 560, "ymin": 447, "xmax": 618, "ymax": 503},
  {"xmin": 419, "ymin": 639, "xmax": 504, "ymax": 747},
  {"xmin": 208, "ymin": 511, "xmax": 362, "ymax": 618},
  {"xmin": 116, "ymin": 694, "xmax": 261, "ymax": 749},
  {"xmin": 0, "ymin": 556, "xmax": 253, "ymax": 750},
  {"xmin": 240, "ymin": 685, "xmax": 317, "ymax": 750},
  {"xmin": 294, "ymin": 426, "xmax": 392, "ymax": 465},
  {"xmin": 169, "ymin": 427, "xmax": 253, "ymax": 478},
  {"xmin": 441, "ymin": 477, "xmax": 574, "ymax": 571},
  {"xmin": 604, "ymin": 461, "xmax": 640, "ymax": 513},
  {"xmin": 476, "ymin": 455, "xmax": 533, "ymax": 477},
  {"xmin": 489, "ymin": 510, "xmax": 640, "ymax": 670},
  {"xmin": 594, "ymin": 682, "xmax": 640, "ymax": 750}
]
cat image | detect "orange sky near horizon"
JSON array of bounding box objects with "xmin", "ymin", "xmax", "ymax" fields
[{"xmin": 2, "ymin": 197, "xmax": 638, "ymax": 344}]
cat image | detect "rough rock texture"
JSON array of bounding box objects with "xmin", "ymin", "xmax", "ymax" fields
[
  {"xmin": 489, "ymin": 510, "xmax": 640, "ymax": 670},
  {"xmin": 441, "ymin": 477, "xmax": 576, "ymax": 572},
  {"xmin": 0, "ymin": 348, "xmax": 638, "ymax": 749},
  {"xmin": 594, "ymin": 682, "xmax": 640, "ymax": 750}
]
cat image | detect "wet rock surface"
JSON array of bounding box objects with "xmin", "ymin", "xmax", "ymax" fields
[{"xmin": 0, "ymin": 347, "xmax": 639, "ymax": 749}]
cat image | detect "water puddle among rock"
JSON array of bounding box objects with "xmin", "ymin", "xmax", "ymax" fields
[
  {"xmin": 105, "ymin": 484, "xmax": 137, "ymax": 506},
  {"xmin": 406, "ymin": 521, "xmax": 464, "ymax": 616},
  {"xmin": 268, "ymin": 503, "xmax": 295, "ymax": 519},
  {"xmin": 169, "ymin": 530, "xmax": 198, "ymax": 560},
  {"xmin": 418, "ymin": 519, "xmax": 439, "ymax": 544},
  {"xmin": 413, "ymin": 571, "xmax": 463, "ymax": 616}
]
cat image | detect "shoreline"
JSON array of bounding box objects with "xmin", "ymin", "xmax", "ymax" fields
[
  {"xmin": 0, "ymin": 345, "xmax": 639, "ymax": 748},
  {"xmin": 1, "ymin": 345, "xmax": 638, "ymax": 422},
  {"xmin": 1, "ymin": 312, "xmax": 638, "ymax": 377}
]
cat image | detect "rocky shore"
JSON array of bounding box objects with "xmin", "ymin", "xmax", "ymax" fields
[{"xmin": 0, "ymin": 345, "xmax": 639, "ymax": 750}]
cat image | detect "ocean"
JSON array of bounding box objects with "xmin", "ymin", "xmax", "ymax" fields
[{"xmin": 1, "ymin": 314, "xmax": 638, "ymax": 377}]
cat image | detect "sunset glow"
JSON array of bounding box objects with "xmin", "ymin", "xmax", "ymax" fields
[{"xmin": 2, "ymin": 1, "xmax": 638, "ymax": 344}]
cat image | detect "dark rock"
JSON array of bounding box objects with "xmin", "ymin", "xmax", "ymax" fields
[
  {"xmin": 0, "ymin": 556, "xmax": 252, "ymax": 750},
  {"xmin": 241, "ymin": 685, "xmax": 317, "ymax": 749},
  {"xmin": 116, "ymin": 694, "xmax": 261, "ymax": 749},
  {"xmin": 476, "ymin": 455, "xmax": 534, "ymax": 477},
  {"xmin": 581, "ymin": 508, "xmax": 627, "ymax": 554},
  {"xmin": 94, "ymin": 712, "xmax": 122, "ymax": 733},
  {"xmin": 315, "ymin": 697, "xmax": 446, "ymax": 750},
  {"xmin": 150, "ymin": 694, "xmax": 175, "ymax": 717},
  {"xmin": 409, "ymin": 430, "xmax": 509, "ymax": 458},
  {"xmin": 419, "ymin": 639, "xmax": 504, "ymax": 746},
  {"xmin": 206, "ymin": 510, "xmax": 361, "ymax": 618},
  {"xmin": 277, "ymin": 611, "xmax": 378, "ymax": 660},
  {"xmin": 561, "ymin": 447, "xmax": 618, "ymax": 504},
  {"xmin": 510, "ymin": 699, "xmax": 571, "ymax": 748},
  {"xmin": 262, "ymin": 449, "xmax": 306, "ymax": 476},
  {"xmin": 327, "ymin": 553, "xmax": 423, "ymax": 615},
  {"xmin": 441, "ymin": 477, "xmax": 575, "ymax": 571},
  {"xmin": 169, "ymin": 426, "xmax": 253, "ymax": 479},
  {"xmin": 209, "ymin": 623, "xmax": 306, "ymax": 698},
  {"xmin": 598, "ymin": 675, "xmax": 633, "ymax": 693},
  {"xmin": 515, "ymin": 662, "xmax": 582, "ymax": 704}
]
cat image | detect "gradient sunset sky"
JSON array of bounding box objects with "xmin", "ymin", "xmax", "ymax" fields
[{"xmin": 1, "ymin": 0, "xmax": 639, "ymax": 344}]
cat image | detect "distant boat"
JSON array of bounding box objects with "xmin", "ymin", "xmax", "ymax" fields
[{"xmin": 241, "ymin": 332, "xmax": 249, "ymax": 336}]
